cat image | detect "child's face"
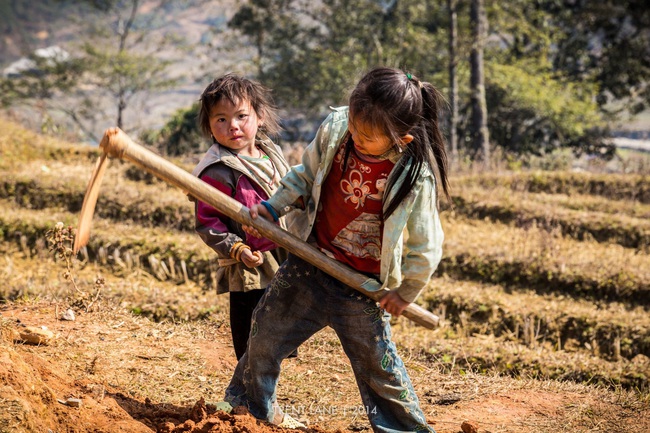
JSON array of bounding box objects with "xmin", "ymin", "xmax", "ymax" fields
[
  {"xmin": 348, "ymin": 118, "xmax": 394, "ymax": 157},
  {"xmin": 209, "ymin": 98, "xmax": 261, "ymax": 154}
]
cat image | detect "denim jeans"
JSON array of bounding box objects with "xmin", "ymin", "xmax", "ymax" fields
[{"xmin": 225, "ymin": 254, "xmax": 435, "ymax": 433}]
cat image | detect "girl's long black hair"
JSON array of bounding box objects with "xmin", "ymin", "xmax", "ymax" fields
[{"xmin": 348, "ymin": 67, "xmax": 451, "ymax": 219}]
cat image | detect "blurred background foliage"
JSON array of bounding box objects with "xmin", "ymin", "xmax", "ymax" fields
[{"xmin": 0, "ymin": 0, "xmax": 648, "ymax": 160}]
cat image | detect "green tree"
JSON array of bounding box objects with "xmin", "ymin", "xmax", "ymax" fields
[
  {"xmin": 0, "ymin": 47, "xmax": 89, "ymax": 134},
  {"xmin": 447, "ymin": 0, "xmax": 459, "ymax": 163},
  {"xmin": 470, "ymin": 0, "xmax": 490, "ymax": 163},
  {"xmin": 544, "ymin": 0, "xmax": 650, "ymax": 114},
  {"xmin": 140, "ymin": 103, "xmax": 204, "ymax": 156},
  {"xmin": 484, "ymin": 62, "xmax": 605, "ymax": 155},
  {"xmin": 482, "ymin": 0, "xmax": 612, "ymax": 156},
  {"xmin": 68, "ymin": 0, "xmax": 182, "ymax": 134},
  {"xmin": 180, "ymin": 0, "xmax": 619, "ymax": 159},
  {"xmin": 228, "ymin": 0, "xmax": 448, "ymax": 116},
  {"xmin": 228, "ymin": 0, "xmax": 282, "ymax": 78}
]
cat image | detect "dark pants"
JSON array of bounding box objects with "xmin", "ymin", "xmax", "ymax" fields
[
  {"xmin": 230, "ymin": 289, "xmax": 298, "ymax": 360},
  {"xmin": 229, "ymin": 290, "xmax": 266, "ymax": 360}
]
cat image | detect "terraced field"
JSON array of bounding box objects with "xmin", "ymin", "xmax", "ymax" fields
[{"xmin": 1, "ymin": 118, "xmax": 649, "ymax": 431}]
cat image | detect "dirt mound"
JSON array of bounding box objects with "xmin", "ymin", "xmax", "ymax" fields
[
  {"xmin": 0, "ymin": 340, "xmax": 150, "ymax": 432},
  {"xmin": 151, "ymin": 401, "xmax": 334, "ymax": 433},
  {"xmin": 0, "ymin": 341, "xmax": 327, "ymax": 433}
]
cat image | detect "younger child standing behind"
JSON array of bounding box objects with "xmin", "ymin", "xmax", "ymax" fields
[{"xmin": 192, "ymin": 73, "xmax": 291, "ymax": 360}]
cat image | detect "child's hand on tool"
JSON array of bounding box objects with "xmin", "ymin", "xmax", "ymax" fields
[
  {"xmin": 243, "ymin": 203, "xmax": 274, "ymax": 238},
  {"xmin": 379, "ymin": 290, "xmax": 410, "ymax": 317},
  {"xmin": 241, "ymin": 249, "xmax": 264, "ymax": 268}
]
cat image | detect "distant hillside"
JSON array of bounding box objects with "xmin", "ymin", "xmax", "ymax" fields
[
  {"xmin": 0, "ymin": 0, "xmax": 93, "ymax": 64},
  {"xmin": 0, "ymin": 0, "xmax": 243, "ymax": 140}
]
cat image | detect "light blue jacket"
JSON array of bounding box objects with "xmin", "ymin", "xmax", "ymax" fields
[{"xmin": 267, "ymin": 106, "xmax": 444, "ymax": 303}]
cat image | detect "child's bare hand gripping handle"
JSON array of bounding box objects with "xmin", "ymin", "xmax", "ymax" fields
[
  {"xmin": 243, "ymin": 203, "xmax": 275, "ymax": 238},
  {"xmin": 240, "ymin": 249, "xmax": 264, "ymax": 267},
  {"xmin": 379, "ymin": 291, "xmax": 410, "ymax": 317}
]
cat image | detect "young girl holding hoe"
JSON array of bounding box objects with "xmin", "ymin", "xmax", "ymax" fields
[
  {"xmin": 192, "ymin": 73, "xmax": 294, "ymax": 361},
  {"xmin": 223, "ymin": 67, "xmax": 451, "ymax": 432}
]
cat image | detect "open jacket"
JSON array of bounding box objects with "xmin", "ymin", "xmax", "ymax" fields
[
  {"xmin": 191, "ymin": 137, "xmax": 291, "ymax": 294},
  {"xmin": 266, "ymin": 106, "xmax": 444, "ymax": 303}
]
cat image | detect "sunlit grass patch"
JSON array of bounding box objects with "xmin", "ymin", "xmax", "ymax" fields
[
  {"xmin": 452, "ymin": 171, "xmax": 650, "ymax": 203},
  {"xmin": 449, "ymin": 185, "xmax": 650, "ymax": 249},
  {"xmin": 420, "ymin": 276, "xmax": 650, "ymax": 361},
  {"xmin": 440, "ymin": 215, "xmax": 650, "ymax": 305}
]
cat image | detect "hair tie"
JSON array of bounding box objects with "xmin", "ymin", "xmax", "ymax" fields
[{"xmin": 406, "ymin": 72, "xmax": 424, "ymax": 89}]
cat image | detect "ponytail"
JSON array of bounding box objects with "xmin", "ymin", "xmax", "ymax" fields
[{"xmin": 420, "ymin": 82, "xmax": 451, "ymax": 205}]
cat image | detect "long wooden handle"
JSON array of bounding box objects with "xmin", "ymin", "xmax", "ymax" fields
[{"xmin": 99, "ymin": 128, "xmax": 440, "ymax": 329}]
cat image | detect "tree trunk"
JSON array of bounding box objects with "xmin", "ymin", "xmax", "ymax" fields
[
  {"xmin": 117, "ymin": 94, "xmax": 126, "ymax": 130},
  {"xmin": 470, "ymin": 0, "xmax": 490, "ymax": 164},
  {"xmin": 448, "ymin": 0, "xmax": 459, "ymax": 164},
  {"xmin": 119, "ymin": 0, "xmax": 139, "ymax": 52},
  {"xmin": 116, "ymin": 0, "xmax": 139, "ymax": 130}
]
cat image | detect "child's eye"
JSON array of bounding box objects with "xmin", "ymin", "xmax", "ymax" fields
[{"xmin": 239, "ymin": 114, "xmax": 249, "ymax": 119}]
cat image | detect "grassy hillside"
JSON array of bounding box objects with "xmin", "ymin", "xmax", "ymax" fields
[{"xmin": 0, "ymin": 118, "xmax": 648, "ymax": 432}]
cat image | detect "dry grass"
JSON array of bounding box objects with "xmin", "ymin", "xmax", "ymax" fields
[
  {"xmin": 0, "ymin": 118, "xmax": 97, "ymax": 170},
  {"xmin": 448, "ymin": 185, "xmax": 650, "ymax": 249},
  {"xmin": 440, "ymin": 214, "xmax": 650, "ymax": 304},
  {"xmin": 421, "ymin": 276, "xmax": 650, "ymax": 361},
  {"xmin": 0, "ymin": 198, "xmax": 209, "ymax": 257},
  {"xmin": 5, "ymin": 199, "xmax": 647, "ymax": 312},
  {"xmin": 452, "ymin": 171, "xmax": 650, "ymax": 203},
  {"xmin": 2, "ymin": 223, "xmax": 648, "ymax": 393},
  {"xmin": 1, "ymin": 153, "xmax": 195, "ymax": 231},
  {"xmin": 393, "ymin": 316, "xmax": 650, "ymax": 391},
  {"xmin": 464, "ymin": 186, "xmax": 650, "ymax": 218}
]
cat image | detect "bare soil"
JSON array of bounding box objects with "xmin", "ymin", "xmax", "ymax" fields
[{"xmin": 1, "ymin": 298, "xmax": 648, "ymax": 433}]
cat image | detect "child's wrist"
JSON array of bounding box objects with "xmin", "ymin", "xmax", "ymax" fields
[
  {"xmin": 229, "ymin": 241, "xmax": 251, "ymax": 261},
  {"xmin": 261, "ymin": 201, "xmax": 280, "ymax": 222}
]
